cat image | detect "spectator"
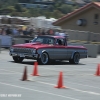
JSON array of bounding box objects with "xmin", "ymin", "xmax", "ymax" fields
[
  {"xmin": 6, "ymin": 26, "xmax": 12, "ymax": 35},
  {"xmin": 41, "ymin": 29, "xmax": 45, "ymax": 35},
  {"xmin": 1, "ymin": 28, "xmax": 6, "ymax": 35},
  {"xmin": 28, "ymin": 28, "xmax": 34, "ymax": 36},
  {"xmin": 36, "ymin": 28, "xmax": 42, "ymax": 36},
  {"xmin": 23, "ymin": 28, "xmax": 28, "ymax": 35},
  {"xmin": 54, "ymin": 29, "xmax": 60, "ymax": 36},
  {"xmin": 18, "ymin": 27, "xmax": 23, "ymax": 35},
  {"xmin": 49, "ymin": 29, "xmax": 54, "ymax": 35},
  {"xmin": 0, "ymin": 29, "xmax": 2, "ymax": 35},
  {"xmin": 12, "ymin": 28, "xmax": 19, "ymax": 36}
]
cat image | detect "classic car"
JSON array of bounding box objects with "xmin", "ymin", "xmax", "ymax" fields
[{"xmin": 9, "ymin": 35, "xmax": 87, "ymax": 65}]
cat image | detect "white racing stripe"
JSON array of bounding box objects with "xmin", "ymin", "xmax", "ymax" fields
[{"xmin": 0, "ymin": 81, "xmax": 79, "ymax": 100}]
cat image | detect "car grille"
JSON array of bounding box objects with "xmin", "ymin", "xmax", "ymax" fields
[{"xmin": 13, "ymin": 48, "xmax": 33, "ymax": 54}]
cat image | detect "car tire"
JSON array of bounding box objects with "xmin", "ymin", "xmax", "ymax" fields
[
  {"xmin": 69, "ymin": 53, "xmax": 80, "ymax": 64},
  {"xmin": 37, "ymin": 52, "xmax": 49, "ymax": 65},
  {"xmin": 13, "ymin": 56, "xmax": 24, "ymax": 63}
]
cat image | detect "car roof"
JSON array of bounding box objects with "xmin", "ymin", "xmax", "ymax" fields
[{"xmin": 37, "ymin": 35, "xmax": 65, "ymax": 39}]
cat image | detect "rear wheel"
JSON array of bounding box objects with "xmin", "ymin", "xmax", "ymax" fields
[
  {"xmin": 69, "ymin": 53, "xmax": 80, "ymax": 64},
  {"xmin": 37, "ymin": 52, "xmax": 49, "ymax": 65},
  {"xmin": 13, "ymin": 56, "xmax": 24, "ymax": 63}
]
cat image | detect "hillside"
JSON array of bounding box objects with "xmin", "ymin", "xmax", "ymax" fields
[{"xmin": 0, "ymin": 0, "xmax": 99, "ymax": 18}]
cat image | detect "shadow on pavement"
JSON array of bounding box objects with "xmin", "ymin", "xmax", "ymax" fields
[{"xmin": 9, "ymin": 60, "xmax": 86, "ymax": 65}]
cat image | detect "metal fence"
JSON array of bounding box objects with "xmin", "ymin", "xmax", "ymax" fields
[{"xmin": 65, "ymin": 29, "xmax": 100, "ymax": 44}]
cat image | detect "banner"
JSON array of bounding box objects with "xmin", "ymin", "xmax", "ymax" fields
[{"xmin": 0, "ymin": 35, "xmax": 12, "ymax": 47}]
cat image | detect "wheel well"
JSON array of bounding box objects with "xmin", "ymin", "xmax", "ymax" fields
[
  {"xmin": 42, "ymin": 51, "xmax": 49, "ymax": 58},
  {"xmin": 71, "ymin": 52, "xmax": 80, "ymax": 59}
]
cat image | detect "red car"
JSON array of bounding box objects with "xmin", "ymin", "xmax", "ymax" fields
[{"xmin": 9, "ymin": 35, "xmax": 87, "ymax": 65}]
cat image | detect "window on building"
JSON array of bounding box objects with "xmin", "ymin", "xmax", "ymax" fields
[
  {"xmin": 94, "ymin": 14, "xmax": 99, "ymax": 25},
  {"xmin": 94, "ymin": 14, "xmax": 99, "ymax": 19}
]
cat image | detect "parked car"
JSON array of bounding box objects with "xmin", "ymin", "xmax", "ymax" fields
[{"xmin": 9, "ymin": 35, "xmax": 87, "ymax": 64}]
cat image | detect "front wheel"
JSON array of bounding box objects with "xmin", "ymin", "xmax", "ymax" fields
[
  {"xmin": 13, "ymin": 56, "xmax": 24, "ymax": 63},
  {"xmin": 37, "ymin": 52, "xmax": 49, "ymax": 65},
  {"xmin": 69, "ymin": 53, "xmax": 80, "ymax": 64}
]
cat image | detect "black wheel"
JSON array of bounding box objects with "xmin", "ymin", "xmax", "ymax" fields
[
  {"xmin": 13, "ymin": 56, "xmax": 24, "ymax": 63},
  {"xmin": 69, "ymin": 53, "xmax": 80, "ymax": 64},
  {"xmin": 37, "ymin": 52, "xmax": 49, "ymax": 65}
]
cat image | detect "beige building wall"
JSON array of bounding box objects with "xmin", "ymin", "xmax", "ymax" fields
[{"xmin": 60, "ymin": 7, "xmax": 100, "ymax": 33}]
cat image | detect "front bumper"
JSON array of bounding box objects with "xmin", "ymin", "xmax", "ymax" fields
[{"xmin": 9, "ymin": 52, "xmax": 38, "ymax": 59}]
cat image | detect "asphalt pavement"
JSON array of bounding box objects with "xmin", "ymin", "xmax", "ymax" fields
[{"xmin": 0, "ymin": 50, "xmax": 100, "ymax": 100}]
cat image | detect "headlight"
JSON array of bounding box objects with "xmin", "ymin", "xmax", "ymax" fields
[
  {"xmin": 32, "ymin": 49, "xmax": 36, "ymax": 54},
  {"xmin": 10, "ymin": 47, "xmax": 14, "ymax": 52}
]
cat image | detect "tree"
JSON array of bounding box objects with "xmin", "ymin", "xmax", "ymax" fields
[
  {"xmin": 48, "ymin": 5, "xmax": 54, "ymax": 12},
  {"xmin": 7, "ymin": 6, "xmax": 16, "ymax": 12},
  {"xmin": 14, "ymin": 4, "xmax": 22, "ymax": 12},
  {"xmin": 51, "ymin": 10, "xmax": 64, "ymax": 19},
  {"xmin": 0, "ymin": 0, "xmax": 91, "ymax": 18},
  {"xmin": 54, "ymin": 0, "xmax": 65, "ymax": 3},
  {"xmin": 18, "ymin": 0, "xmax": 29, "ymax": 3},
  {"xmin": 58, "ymin": 4, "xmax": 74, "ymax": 14}
]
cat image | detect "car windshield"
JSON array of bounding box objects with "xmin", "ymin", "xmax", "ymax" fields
[{"xmin": 32, "ymin": 36, "xmax": 55, "ymax": 45}]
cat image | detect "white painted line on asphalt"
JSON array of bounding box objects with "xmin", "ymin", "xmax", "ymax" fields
[
  {"xmin": 36, "ymin": 81, "xmax": 100, "ymax": 96},
  {"xmin": 0, "ymin": 67, "xmax": 99, "ymax": 96},
  {"xmin": 39, "ymin": 66, "xmax": 96, "ymax": 73},
  {"xmin": 67, "ymin": 82, "xmax": 100, "ymax": 90},
  {"xmin": 0, "ymin": 73, "xmax": 19, "ymax": 74},
  {"xmin": 69, "ymin": 87, "xmax": 100, "ymax": 96},
  {"xmin": 0, "ymin": 69, "xmax": 22, "ymax": 74},
  {"xmin": 0, "ymin": 81, "xmax": 80, "ymax": 100},
  {"xmin": 0, "ymin": 68, "xmax": 100, "ymax": 96},
  {"xmin": 37, "ymin": 81, "xmax": 55, "ymax": 86},
  {"xmin": 41, "ymin": 77, "xmax": 100, "ymax": 90},
  {"xmin": 0, "ymin": 68, "xmax": 98, "ymax": 87},
  {"xmin": 0, "ymin": 68, "xmax": 93, "ymax": 76}
]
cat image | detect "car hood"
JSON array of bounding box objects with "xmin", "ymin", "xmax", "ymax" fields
[
  {"xmin": 12, "ymin": 42, "xmax": 53, "ymax": 49},
  {"xmin": 12, "ymin": 42, "xmax": 87, "ymax": 50}
]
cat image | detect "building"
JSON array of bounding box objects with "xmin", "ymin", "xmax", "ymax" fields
[{"xmin": 53, "ymin": 2, "xmax": 100, "ymax": 33}]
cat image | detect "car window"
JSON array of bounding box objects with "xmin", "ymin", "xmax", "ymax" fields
[
  {"xmin": 32, "ymin": 36, "xmax": 54, "ymax": 45},
  {"xmin": 35, "ymin": 38, "xmax": 43, "ymax": 43},
  {"xmin": 48, "ymin": 39, "xmax": 54, "ymax": 44},
  {"xmin": 56, "ymin": 38, "xmax": 66, "ymax": 46}
]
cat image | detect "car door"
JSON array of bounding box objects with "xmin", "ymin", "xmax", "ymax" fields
[{"xmin": 52, "ymin": 38, "xmax": 67, "ymax": 60}]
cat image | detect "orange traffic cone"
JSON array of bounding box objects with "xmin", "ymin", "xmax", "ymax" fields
[
  {"xmin": 21, "ymin": 66, "xmax": 28, "ymax": 81},
  {"xmin": 95, "ymin": 64, "xmax": 100, "ymax": 76},
  {"xmin": 31, "ymin": 62, "xmax": 40, "ymax": 76},
  {"xmin": 55, "ymin": 71, "xmax": 66, "ymax": 88}
]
